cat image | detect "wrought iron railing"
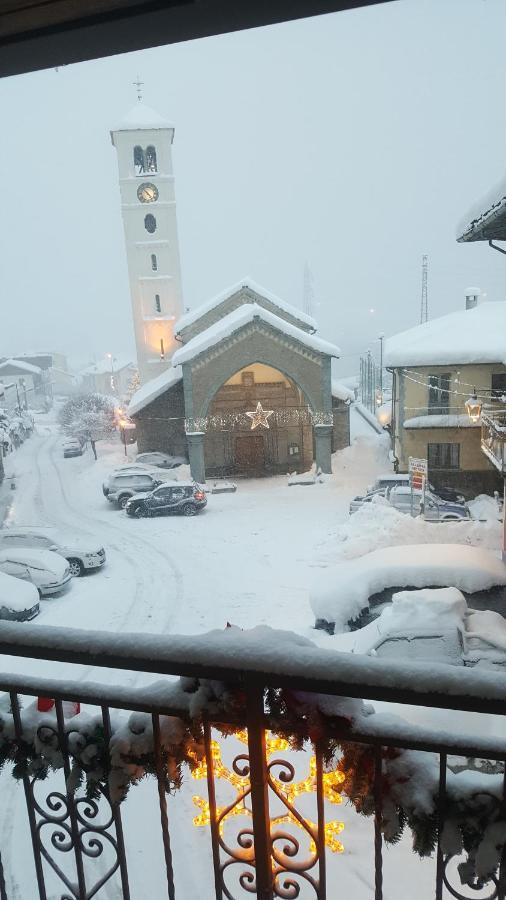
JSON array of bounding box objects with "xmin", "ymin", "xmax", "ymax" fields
[
  {"xmin": 481, "ymin": 409, "xmax": 506, "ymax": 473},
  {"xmin": 1, "ymin": 622, "xmax": 506, "ymax": 899}
]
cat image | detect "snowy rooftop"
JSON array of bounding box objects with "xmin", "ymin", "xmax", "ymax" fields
[
  {"xmin": 384, "ymin": 301, "xmax": 506, "ymax": 367},
  {"xmin": 0, "ymin": 358, "xmax": 41, "ymax": 375},
  {"xmin": 111, "ymin": 101, "xmax": 174, "ymax": 134},
  {"xmin": 175, "ymin": 278, "xmax": 318, "ymax": 334},
  {"xmin": 81, "ymin": 358, "xmax": 135, "ymax": 377},
  {"xmin": 172, "ymin": 303, "xmax": 340, "ymax": 367},
  {"xmin": 457, "ymin": 173, "xmax": 506, "ymax": 242},
  {"xmin": 128, "ymin": 365, "xmax": 182, "ymax": 416},
  {"xmin": 331, "ymin": 379, "xmax": 354, "ymax": 402}
]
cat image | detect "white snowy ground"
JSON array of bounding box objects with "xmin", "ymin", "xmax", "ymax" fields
[{"xmin": 0, "ymin": 409, "xmax": 502, "ymax": 899}]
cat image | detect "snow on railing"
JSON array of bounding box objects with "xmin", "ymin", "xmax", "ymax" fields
[{"xmin": 2, "ymin": 622, "xmax": 506, "ymax": 900}]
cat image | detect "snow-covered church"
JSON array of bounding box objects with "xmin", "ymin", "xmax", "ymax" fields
[{"xmin": 111, "ymin": 101, "xmax": 351, "ymax": 482}]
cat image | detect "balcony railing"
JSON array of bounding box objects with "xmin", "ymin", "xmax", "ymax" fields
[
  {"xmin": 481, "ymin": 409, "xmax": 506, "ymax": 473},
  {"xmin": 1, "ymin": 621, "xmax": 506, "ymax": 899}
]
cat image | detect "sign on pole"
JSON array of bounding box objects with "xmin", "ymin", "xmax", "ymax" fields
[{"xmin": 409, "ymin": 457, "xmax": 428, "ymax": 516}]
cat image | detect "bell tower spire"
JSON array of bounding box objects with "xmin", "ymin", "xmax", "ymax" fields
[{"xmin": 110, "ymin": 94, "xmax": 184, "ymax": 383}]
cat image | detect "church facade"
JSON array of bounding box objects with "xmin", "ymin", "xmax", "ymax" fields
[
  {"xmin": 112, "ymin": 99, "xmax": 351, "ymax": 481},
  {"xmin": 129, "ymin": 281, "xmax": 351, "ymax": 481}
]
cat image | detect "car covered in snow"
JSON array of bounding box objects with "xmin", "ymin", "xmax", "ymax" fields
[
  {"xmin": 125, "ymin": 482, "xmax": 207, "ymax": 518},
  {"xmin": 386, "ymin": 486, "xmax": 470, "ymax": 521},
  {"xmin": 0, "ymin": 570, "xmax": 40, "ymax": 621},
  {"xmin": 349, "ymin": 488, "xmax": 387, "ymax": 515},
  {"xmin": 0, "ymin": 528, "xmax": 106, "ymax": 577},
  {"xmin": 136, "ymin": 451, "xmax": 187, "ymax": 469},
  {"xmin": 368, "ymin": 473, "xmax": 465, "ymax": 504},
  {"xmin": 62, "ymin": 439, "xmax": 83, "ymax": 458},
  {"xmin": 350, "ymin": 587, "xmax": 506, "ymax": 670},
  {"xmin": 102, "ymin": 472, "xmax": 164, "ymax": 508},
  {"xmin": 0, "ymin": 549, "xmax": 71, "ymax": 597}
]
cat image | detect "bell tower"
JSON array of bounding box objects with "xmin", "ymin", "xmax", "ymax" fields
[{"xmin": 111, "ymin": 91, "xmax": 184, "ymax": 383}]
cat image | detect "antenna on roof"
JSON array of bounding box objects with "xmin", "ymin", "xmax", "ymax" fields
[
  {"xmin": 133, "ymin": 76, "xmax": 144, "ymax": 102},
  {"xmin": 420, "ymin": 254, "xmax": 428, "ymax": 324}
]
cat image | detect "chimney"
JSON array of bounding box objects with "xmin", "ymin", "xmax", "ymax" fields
[{"xmin": 465, "ymin": 287, "xmax": 481, "ymax": 310}]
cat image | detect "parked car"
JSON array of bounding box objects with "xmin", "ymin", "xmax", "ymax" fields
[
  {"xmin": 62, "ymin": 439, "xmax": 83, "ymax": 458},
  {"xmin": 103, "ymin": 472, "xmax": 164, "ymax": 508},
  {"xmin": 0, "ymin": 549, "xmax": 71, "ymax": 597},
  {"xmin": 136, "ymin": 452, "xmax": 187, "ymax": 469},
  {"xmin": 386, "ymin": 485, "xmax": 471, "ymax": 521},
  {"xmin": 0, "ymin": 528, "xmax": 106, "ymax": 577},
  {"xmin": 349, "ymin": 488, "xmax": 386, "ymax": 515},
  {"xmin": 0, "ymin": 570, "xmax": 39, "ymax": 621},
  {"xmin": 125, "ymin": 482, "xmax": 207, "ymax": 518},
  {"xmin": 368, "ymin": 473, "xmax": 465, "ymax": 504}
]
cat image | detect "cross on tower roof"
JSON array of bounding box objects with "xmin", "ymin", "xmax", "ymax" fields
[{"xmin": 133, "ymin": 76, "xmax": 144, "ymax": 102}]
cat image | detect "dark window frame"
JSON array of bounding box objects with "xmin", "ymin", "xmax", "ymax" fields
[
  {"xmin": 491, "ymin": 373, "xmax": 506, "ymax": 401},
  {"xmin": 144, "ymin": 214, "xmax": 157, "ymax": 234},
  {"xmin": 428, "ymin": 373, "xmax": 451, "ymax": 414},
  {"xmin": 427, "ymin": 442, "xmax": 460, "ymax": 470},
  {"xmin": 151, "ymin": 253, "xmax": 158, "ymax": 271},
  {"xmin": 155, "ymin": 294, "xmax": 161, "ymax": 313}
]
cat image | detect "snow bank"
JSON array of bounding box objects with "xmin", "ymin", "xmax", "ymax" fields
[
  {"xmin": 0, "ymin": 570, "xmax": 39, "ymax": 612},
  {"xmin": 310, "ymin": 544, "xmax": 506, "ymax": 630},
  {"xmin": 319, "ymin": 499, "xmax": 502, "ymax": 563},
  {"xmin": 469, "ymin": 494, "xmax": 503, "ymax": 522}
]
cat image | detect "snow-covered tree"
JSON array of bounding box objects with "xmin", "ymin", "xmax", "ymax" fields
[
  {"xmin": 58, "ymin": 393, "xmax": 116, "ymax": 441},
  {"xmin": 126, "ymin": 368, "xmax": 140, "ymax": 400}
]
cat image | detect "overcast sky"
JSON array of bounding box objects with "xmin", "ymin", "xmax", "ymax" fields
[{"xmin": 1, "ymin": 0, "xmax": 505, "ymax": 375}]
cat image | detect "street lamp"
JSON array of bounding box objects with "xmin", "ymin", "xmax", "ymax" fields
[
  {"xmin": 465, "ymin": 391, "xmax": 482, "ymax": 424},
  {"xmin": 106, "ymin": 353, "xmax": 116, "ymax": 393}
]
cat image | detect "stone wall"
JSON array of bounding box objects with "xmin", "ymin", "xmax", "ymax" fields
[
  {"xmin": 332, "ymin": 399, "xmax": 350, "ymax": 453},
  {"xmin": 131, "ymin": 380, "xmax": 187, "ymax": 457}
]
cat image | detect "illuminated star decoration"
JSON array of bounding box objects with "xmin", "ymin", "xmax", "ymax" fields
[{"xmin": 245, "ymin": 402, "xmax": 274, "ymax": 430}]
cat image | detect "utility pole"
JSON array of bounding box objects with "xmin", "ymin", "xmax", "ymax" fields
[{"xmin": 420, "ymin": 254, "xmax": 428, "ymax": 324}]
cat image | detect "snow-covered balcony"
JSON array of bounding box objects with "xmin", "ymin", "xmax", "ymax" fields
[
  {"xmin": 481, "ymin": 409, "xmax": 506, "ymax": 474},
  {"xmin": 2, "ymin": 621, "xmax": 506, "ymax": 899},
  {"xmin": 403, "ymin": 408, "xmax": 480, "ymax": 429}
]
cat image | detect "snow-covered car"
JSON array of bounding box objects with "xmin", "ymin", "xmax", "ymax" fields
[
  {"xmin": 368, "ymin": 473, "xmax": 465, "ymax": 504},
  {"xmin": 386, "ymin": 486, "xmax": 470, "ymax": 521},
  {"xmin": 136, "ymin": 452, "xmax": 187, "ymax": 469},
  {"xmin": 125, "ymin": 481, "xmax": 207, "ymax": 518},
  {"xmin": 62, "ymin": 439, "xmax": 83, "ymax": 458},
  {"xmin": 0, "ymin": 570, "xmax": 40, "ymax": 621},
  {"xmin": 350, "ymin": 587, "xmax": 506, "ymax": 670},
  {"xmin": 103, "ymin": 472, "xmax": 163, "ymax": 508},
  {"xmin": 349, "ymin": 488, "xmax": 386, "ymax": 515},
  {"xmin": 0, "ymin": 528, "xmax": 106, "ymax": 577},
  {"xmin": 0, "ymin": 549, "xmax": 71, "ymax": 597}
]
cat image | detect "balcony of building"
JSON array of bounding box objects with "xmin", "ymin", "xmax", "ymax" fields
[
  {"xmin": 1, "ymin": 622, "xmax": 506, "ymax": 899},
  {"xmin": 481, "ymin": 409, "xmax": 506, "ymax": 474}
]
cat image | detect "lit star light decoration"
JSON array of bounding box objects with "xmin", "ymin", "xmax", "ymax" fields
[
  {"xmin": 191, "ymin": 731, "xmax": 345, "ymax": 855},
  {"xmin": 245, "ymin": 402, "xmax": 274, "ymax": 430}
]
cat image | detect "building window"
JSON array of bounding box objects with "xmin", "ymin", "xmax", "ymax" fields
[
  {"xmin": 155, "ymin": 294, "xmax": 161, "ymax": 313},
  {"xmin": 428, "ymin": 442, "xmax": 460, "ymax": 470},
  {"xmin": 491, "ymin": 373, "xmax": 506, "ymax": 401},
  {"xmin": 145, "ymin": 145, "xmax": 157, "ymax": 172},
  {"xmin": 144, "ymin": 214, "xmax": 156, "ymax": 234},
  {"xmin": 288, "ymin": 443, "xmax": 300, "ymax": 456},
  {"xmin": 151, "ymin": 254, "xmax": 158, "ymax": 271},
  {"xmin": 428, "ymin": 374, "xmax": 450, "ymax": 414},
  {"xmin": 134, "ymin": 145, "xmax": 145, "ymax": 174}
]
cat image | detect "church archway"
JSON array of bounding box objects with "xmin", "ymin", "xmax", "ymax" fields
[{"xmin": 203, "ymin": 363, "xmax": 315, "ymax": 477}]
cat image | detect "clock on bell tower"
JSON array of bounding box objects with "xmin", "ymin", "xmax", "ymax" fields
[{"xmin": 111, "ymin": 94, "xmax": 184, "ymax": 384}]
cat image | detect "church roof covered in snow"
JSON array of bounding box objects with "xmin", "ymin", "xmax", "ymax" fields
[
  {"xmin": 80, "ymin": 358, "xmax": 134, "ymax": 377},
  {"xmin": 385, "ymin": 301, "xmax": 506, "ymax": 368},
  {"xmin": 175, "ymin": 278, "xmax": 318, "ymax": 335},
  {"xmin": 128, "ymin": 365, "xmax": 182, "ymax": 416},
  {"xmin": 0, "ymin": 358, "xmax": 41, "ymax": 375},
  {"xmin": 331, "ymin": 379, "xmax": 354, "ymax": 402},
  {"xmin": 111, "ymin": 101, "xmax": 174, "ymax": 134},
  {"xmin": 172, "ymin": 303, "xmax": 340, "ymax": 367}
]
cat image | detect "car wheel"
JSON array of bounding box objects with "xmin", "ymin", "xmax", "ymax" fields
[
  {"xmin": 182, "ymin": 503, "xmax": 197, "ymax": 517},
  {"xmin": 68, "ymin": 558, "xmax": 84, "ymax": 577},
  {"xmin": 119, "ymin": 495, "xmax": 130, "ymax": 509},
  {"xmin": 133, "ymin": 506, "xmax": 145, "ymax": 518}
]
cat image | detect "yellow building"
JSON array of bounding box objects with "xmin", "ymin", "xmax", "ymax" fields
[{"xmin": 385, "ymin": 299, "xmax": 506, "ymax": 497}]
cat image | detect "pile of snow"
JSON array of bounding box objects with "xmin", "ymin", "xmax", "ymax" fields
[
  {"xmin": 310, "ymin": 544, "xmax": 506, "ymax": 631},
  {"xmin": 466, "ymin": 609, "xmax": 506, "ymax": 653},
  {"xmin": 317, "ymin": 499, "xmax": 502, "ymax": 563},
  {"xmin": 383, "ymin": 587, "xmax": 467, "ymax": 632},
  {"xmin": 469, "ymin": 494, "xmax": 503, "ymax": 522}
]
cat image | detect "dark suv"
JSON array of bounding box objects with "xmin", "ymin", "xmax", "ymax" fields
[{"xmin": 125, "ymin": 482, "xmax": 207, "ymax": 518}]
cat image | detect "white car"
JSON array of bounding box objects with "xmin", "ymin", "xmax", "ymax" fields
[
  {"xmin": 0, "ymin": 570, "xmax": 39, "ymax": 621},
  {"xmin": 0, "ymin": 549, "xmax": 71, "ymax": 597},
  {"xmin": 0, "ymin": 528, "xmax": 106, "ymax": 577},
  {"xmin": 136, "ymin": 452, "xmax": 187, "ymax": 469}
]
